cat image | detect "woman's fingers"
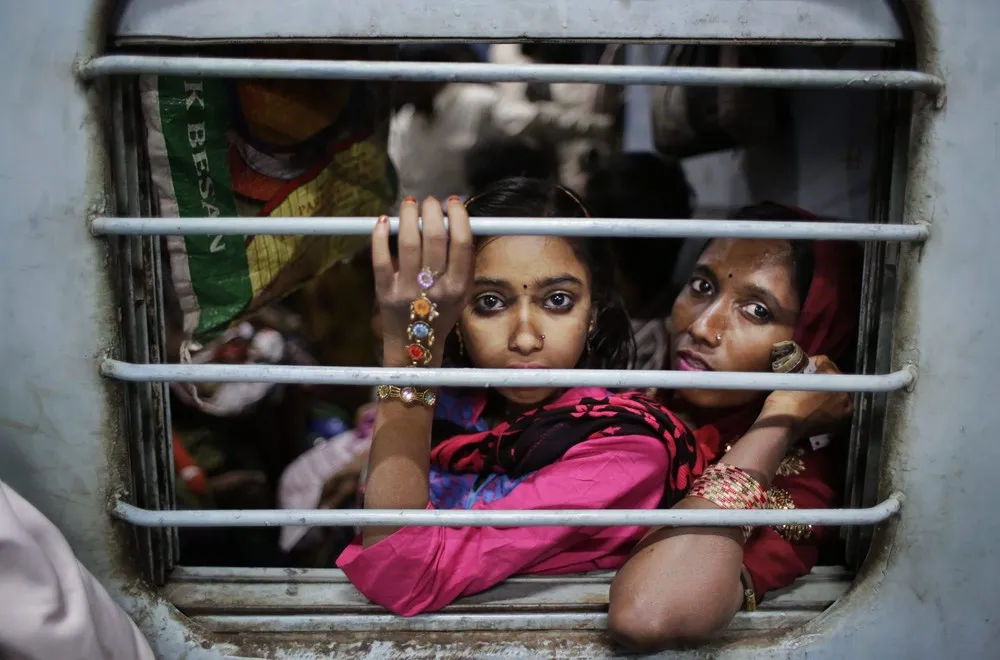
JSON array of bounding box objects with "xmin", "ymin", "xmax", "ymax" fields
[
  {"xmin": 812, "ymin": 355, "xmax": 841, "ymax": 376},
  {"xmin": 445, "ymin": 195, "xmax": 474, "ymax": 291},
  {"xmin": 397, "ymin": 196, "xmax": 422, "ymax": 284},
  {"xmin": 812, "ymin": 355, "xmax": 832, "ymax": 371},
  {"xmin": 810, "ymin": 356, "xmax": 853, "ymax": 423},
  {"xmin": 420, "ymin": 196, "xmax": 448, "ymax": 277},
  {"xmin": 371, "ymin": 215, "xmax": 395, "ymax": 296}
]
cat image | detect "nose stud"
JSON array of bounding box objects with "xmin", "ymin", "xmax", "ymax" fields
[
  {"xmin": 715, "ymin": 333, "xmax": 722, "ymax": 341},
  {"xmin": 540, "ymin": 334, "xmax": 546, "ymax": 340}
]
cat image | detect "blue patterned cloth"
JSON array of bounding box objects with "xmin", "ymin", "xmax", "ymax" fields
[
  {"xmin": 428, "ymin": 389, "xmax": 529, "ymax": 509},
  {"xmin": 433, "ymin": 389, "xmax": 490, "ymax": 433},
  {"xmin": 428, "ymin": 468, "xmax": 528, "ymax": 510}
]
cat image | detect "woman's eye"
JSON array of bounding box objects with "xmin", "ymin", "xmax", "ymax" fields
[
  {"xmin": 689, "ymin": 277, "xmax": 713, "ymax": 296},
  {"xmin": 544, "ymin": 292, "xmax": 574, "ymax": 311},
  {"xmin": 743, "ymin": 302, "xmax": 772, "ymax": 322},
  {"xmin": 474, "ymin": 294, "xmax": 504, "ymax": 313}
]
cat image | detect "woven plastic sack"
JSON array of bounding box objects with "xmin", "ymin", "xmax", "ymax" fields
[{"xmin": 141, "ymin": 73, "xmax": 396, "ymax": 341}]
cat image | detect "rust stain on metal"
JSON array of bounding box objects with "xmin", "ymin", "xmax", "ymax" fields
[
  {"xmin": 219, "ymin": 628, "xmax": 800, "ymax": 658},
  {"xmin": 229, "ymin": 630, "xmax": 622, "ymax": 659}
]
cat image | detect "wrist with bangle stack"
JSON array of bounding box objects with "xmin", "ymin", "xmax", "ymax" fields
[
  {"xmin": 688, "ymin": 463, "xmax": 769, "ymax": 542},
  {"xmin": 687, "ymin": 464, "xmax": 769, "ymax": 612}
]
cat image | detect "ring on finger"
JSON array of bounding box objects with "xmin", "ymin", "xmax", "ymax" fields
[
  {"xmin": 416, "ymin": 267, "xmax": 444, "ymax": 292},
  {"xmin": 407, "ymin": 271, "xmax": 440, "ymax": 367}
]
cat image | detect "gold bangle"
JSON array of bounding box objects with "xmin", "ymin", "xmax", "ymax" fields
[
  {"xmin": 376, "ymin": 384, "xmax": 437, "ymax": 408},
  {"xmin": 740, "ymin": 565, "xmax": 758, "ymax": 612}
]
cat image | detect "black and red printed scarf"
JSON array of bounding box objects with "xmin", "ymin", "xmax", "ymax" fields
[{"xmin": 430, "ymin": 388, "xmax": 699, "ymax": 506}]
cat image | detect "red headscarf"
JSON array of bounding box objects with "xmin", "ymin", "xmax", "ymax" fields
[{"xmin": 689, "ymin": 211, "xmax": 863, "ymax": 463}]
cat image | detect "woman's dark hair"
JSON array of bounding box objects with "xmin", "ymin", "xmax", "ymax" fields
[
  {"xmin": 464, "ymin": 137, "xmax": 559, "ymax": 192},
  {"xmin": 726, "ymin": 202, "xmax": 816, "ymax": 306},
  {"xmin": 446, "ymin": 177, "xmax": 636, "ymax": 370},
  {"xmin": 584, "ymin": 153, "xmax": 695, "ymax": 315},
  {"xmin": 584, "ymin": 152, "xmax": 694, "ymax": 221}
]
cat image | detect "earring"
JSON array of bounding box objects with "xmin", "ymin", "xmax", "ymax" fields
[
  {"xmin": 455, "ymin": 327, "xmax": 465, "ymax": 357},
  {"xmin": 586, "ymin": 320, "xmax": 595, "ymax": 354}
]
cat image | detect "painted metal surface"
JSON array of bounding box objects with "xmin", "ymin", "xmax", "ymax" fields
[
  {"xmin": 113, "ymin": 493, "xmax": 902, "ymax": 528},
  {"xmin": 92, "ymin": 215, "xmax": 931, "ymax": 241},
  {"xmin": 79, "ymin": 55, "xmax": 946, "ymax": 94},
  {"xmin": 785, "ymin": 1, "xmax": 1000, "ymax": 658},
  {"xmin": 1, "ymin": 0, "xmax": 998, "ymax": 658},
  {"xmin": 111, "ymin": 0, "xmax": 906, "ymax": 44},
  {"xmin": 0, "ymin": 1, "xmax": 234, "ymax": 659}
]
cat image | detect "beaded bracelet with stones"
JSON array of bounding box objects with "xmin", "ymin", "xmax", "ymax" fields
[{"xmin": 376, "ymin": 384, "xmax": 438, "ymax": 408}]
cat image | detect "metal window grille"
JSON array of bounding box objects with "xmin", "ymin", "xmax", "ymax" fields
[
  {"xmin": 108, "ymin": 76, "xmax": 177, "ymax": 584},
  {"xmin": 88, "ymin": 46, "xmax": 936, "ymax": 570}
]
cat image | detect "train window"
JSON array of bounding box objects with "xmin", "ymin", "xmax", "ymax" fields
[{"xmin": 83, "ymin": 1, "xmax": 941, "ymax": 652}]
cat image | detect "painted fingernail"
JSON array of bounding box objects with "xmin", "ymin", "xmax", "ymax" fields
[
  {"xmin": 447, "ymin": 195, "xmax": 461, "ymax": 203},
  {"xmin": 403, "ymin": 196, "xmax": 417, "ymax": 204}
]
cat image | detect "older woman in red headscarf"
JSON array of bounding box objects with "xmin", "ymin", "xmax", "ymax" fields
[{"xmin": 608, "ymin": 202, "xmax": 862, "ymax": 650}]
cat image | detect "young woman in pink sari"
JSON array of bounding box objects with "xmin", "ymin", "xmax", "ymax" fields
[{"xmin": 337, "ymin": 178, "xmax": 699, "ymax": 616}]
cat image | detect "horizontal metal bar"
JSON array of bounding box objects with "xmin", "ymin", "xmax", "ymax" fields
[
  {"xmin": 113, "ymin": 493, "xmax": 901, "ymax": 528},
  {"xmin": 78, "ymin": 55, "xmax": 945, "ymax": 94},
  {"xmin": 91, "ymin": 216, "xmax": 930, "ymax": 242},
  {"xmin": 101, "ymin": 359, "xmax": 918, "ymax": 393}
]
